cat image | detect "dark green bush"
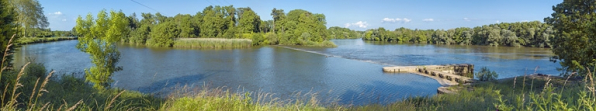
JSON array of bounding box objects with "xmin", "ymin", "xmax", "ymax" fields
[{"xmin": 475, "ymin": 67, "xmax": 498, "ymax": 81}]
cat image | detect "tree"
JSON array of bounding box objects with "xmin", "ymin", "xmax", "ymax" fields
[
  {"xmin": 0, "ymin": 0, "xmax": 17, "ymax": 70},
  {"xmin": 148, "ymin": 21, "xmax": 177, "ymax": 47},
  {"xmin": 9, "ymin": 0, "xmax": 48, "ymax": 37},
  {"xmin": 75, "ymin": 10, "xmax": 128, "ymax": 89},
  {"xmin": 237, "ymin": 7, "xmax": 260, "ymax": 33},
  {"xmin": 475, "ymin": 67, "xmax": 498, "ymax": 81},
  {"xmin": 545, "ymin": 0, "xmax": 596, "ymax": 76},
  {"xmin": 271, "ymin": 8, "xmax": 286, "ymax": 34}
]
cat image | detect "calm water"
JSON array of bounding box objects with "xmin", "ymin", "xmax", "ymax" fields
[{"xmin": 13, "ymin": 39, "xmax": 559, "ymax": 105}]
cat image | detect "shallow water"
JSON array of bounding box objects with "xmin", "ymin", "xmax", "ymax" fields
[{"xmin": 13, "ymin": 39, "xmax": 559, "ymax": 105}]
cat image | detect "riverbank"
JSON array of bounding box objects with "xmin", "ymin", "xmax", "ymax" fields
[{"xmin": 16, "ymin": 37, "xmax": 77, "ymax": 45}]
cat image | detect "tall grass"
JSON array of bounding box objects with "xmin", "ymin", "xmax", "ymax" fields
[
  {"xmin": 173, "ymin": 38, "xmax": 252, "ymax": 49},
  {"xmin": 348, "ymin": 68, "xmax": 596, "ymax": 111},
  {"xmin": 159, "ymin": 85, "xmax": 329, "ymax": 111}
]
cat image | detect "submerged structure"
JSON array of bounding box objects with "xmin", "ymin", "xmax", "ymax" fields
[{"xmin": 383, "ymin": 64, "xmax": 475, "ymax": 86}]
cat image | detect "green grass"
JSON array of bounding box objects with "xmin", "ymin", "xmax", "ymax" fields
[
  {"xmin": 172, "ymin": 38, "xmax": 253, "ymax": 49},
  {"xmin": 16, "ymin": 37, "xmax": 76, "ymax": 45},
  {"xmin": 160, "ymin": 86, "xmax": 329, "ymax": 111},
  {"xmin": 347, "ymin": 74, "xmax": 595, "ymax": 111},
  {"xmin": 1, "ymin": 62, "xmax": 163, "ymax": 110}
]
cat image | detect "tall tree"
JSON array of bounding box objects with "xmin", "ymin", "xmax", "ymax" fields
[
  {"xmin": 237, "ymin": 7, "xmax": 261, "ymax": 33},
  {"xmin": 271, "ymin": 8, "xmax": 285, "ymax": 34},
  {"xmin": 75, "ymin": 10, "xmax": 128, "ymax": 89},
  {"xmin": 545, "ymin": 0, "xmax": 596, "ymax": 76},
  {"xmin": 9, "ymin": 0, "xmax": 48, "ymax": 37},
  {"xmin": 0, "ymin": 0, "xmax": 17, "ymax": 70}
]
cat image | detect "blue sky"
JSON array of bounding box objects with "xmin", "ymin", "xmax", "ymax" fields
[{"xmin": 40, "ymin": 0, "xmax": 561, "ymax": 31}]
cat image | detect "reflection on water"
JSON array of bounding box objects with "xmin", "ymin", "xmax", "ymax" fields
[{"xmin": 12, "ymin": 39, "xmax": 561, "ymax": 105}]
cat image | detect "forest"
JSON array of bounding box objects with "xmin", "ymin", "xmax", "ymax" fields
[
  {"xmin": 363, "ymin": 21, "xmax": 554, "ymax": 48},
  {"xmin": 80, "ymin": 5, "xmax": 341, "ymax": 47}
]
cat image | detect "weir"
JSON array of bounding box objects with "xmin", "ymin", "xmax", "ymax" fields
[{"xmin": 383, "ymin": 64, "xmax": 475, "ymax": 86}]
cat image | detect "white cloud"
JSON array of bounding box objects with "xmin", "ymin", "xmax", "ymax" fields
[
  {"xmin": 382, "ymin": 18, "xmax": 396, "ymax": 22},
  {"xmin": 345, "ymin": 21, "xmax": 369, "ymax": 28},
  {"xmin": 496, "ymin": 20, "xmax": 500, "ymax": 23},
  {"xmin": 382, "ymin": 17, "xmax": 411, "ymax": 23},
  {"xmin": 49, "ymin": 11, "xmax": 63, "ymax": 16},
  {"xmin": 403, "ymin": 18, "xmax": 411, "ymax": 23},
  {"xmin": 422, "ymin": 18, "xmax": 434, "ymax": 22},
  {"xmin": 463, "ymin": 17, "xmax": 471, "ymax": 21},
  {"xmin": 62, "ymin": 19, "xmax": 66, "ymax": 21}
]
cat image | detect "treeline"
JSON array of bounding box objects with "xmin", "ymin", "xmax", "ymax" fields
[
  {"xmin": 364, "ymin": 21, "xmax": 554, "ymax": 48},
  {"xmin": 114, "ymin": 5, "xmax": 335, "ymax": 47},
  {"xmin": 328, "ymin": 26, "xmax": 361, "ymax": 39}
]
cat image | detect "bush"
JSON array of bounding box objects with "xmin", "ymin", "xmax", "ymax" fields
[{"xmin": 475, "ymin": 67, "xmax": 498, "ymax": 81}]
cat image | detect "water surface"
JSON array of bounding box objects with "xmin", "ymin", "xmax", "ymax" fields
[{"xmin": 13, "ymin": 39, "xmax": 559, "ymax": 105}]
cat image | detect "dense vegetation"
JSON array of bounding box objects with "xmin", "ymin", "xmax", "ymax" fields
[
  {"xmin": 328, "ymin": 26, "xmax": 361, "ymax": 39},
  {"xmin": 546, "ymin": 0, "xmax": 596, "ymax": 77},
  {"xmin": 364, "ymin": 21, "xmax": 554, "ymax": 48},
  {"xmin": 118, "ymin": 5, "xmax": 336, "ymax": 47}
]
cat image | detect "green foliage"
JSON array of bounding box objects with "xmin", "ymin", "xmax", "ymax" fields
[
  {"xmin": 545, "ymin": 0, "xmax": 596, "ymax": 77},
  {"xmin": 9, "ymin": 0, "xmax": 49, "ymax": 37},
  {"xmin": 75, "ymin": 10, "xmax": 127, "ymax": 89},
  {"xmin": 147, "ymin": 21, "xmax": 177, "ymax": 47},
  {"xmin": 101, "ymin": 5, "xmax": 335, "ymax": 47},
  {"xmin": 475, "ymin": 67, "xmax": 498, "ymax": 81},
  {"xmin": 238, "ymin": 7, "xmax": 261, "ymax": 33},
  {"xmin": 128, "ymin": 25, "xmax": 150, "ymax": 44},
  {"xmin": 364, "ymin": 21, "xmax": 553, "ymax": 48},
  {"xmin": 328, "ymin": 26, "xmax": 360, "ymax": 39},
  {"xmin": 0, "ymin": 0, "xmax": 17, "ymax": 69}
]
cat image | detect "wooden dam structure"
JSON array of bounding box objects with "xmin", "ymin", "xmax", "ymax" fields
[{"xmin": 383, "ymin": 64, "xmax": 475, "ymax": 86}]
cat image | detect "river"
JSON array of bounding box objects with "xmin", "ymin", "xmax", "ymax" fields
[{"xmin": 13, "ymin": 39, "xmax": 558, "ymax": 105}]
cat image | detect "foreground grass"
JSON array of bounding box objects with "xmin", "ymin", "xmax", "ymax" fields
[
  {"xmin": 3, "ymin": 64, "xmax": 595, "ymax": 110},
  {"xmin": 350, "ymin": 74, "xmax": 595, "ymax": 111},
  {"xmin": 1, "ymin": 62, "xmax": 163, "ymax": 110},
  {"xmin": 16, "ymin": 37, "xmax": 76, "ymax": 45},
  {"xmin": 172, "ymin": 38, "xmax": 252, "ymax": 49}
]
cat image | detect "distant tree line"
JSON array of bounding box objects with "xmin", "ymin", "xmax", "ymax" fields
[
  {"xmin": 17, "ymin": 29, "xmax": 77, "ymax": 37},
  {"xmin": 327, "ymin": 26, "xmax": 361, "ymax": 39},
  {"xmin": 364, "ymin": 21, "xmax": 554, "ymax": 48},
  {"xmin": 104, "ymin": 5, "xmax": 336, "ymax": 47}
]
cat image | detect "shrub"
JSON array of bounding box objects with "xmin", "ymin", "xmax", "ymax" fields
[{"xmin": 475, "ymin": 67, "xmax": 498, "ymax": 81}]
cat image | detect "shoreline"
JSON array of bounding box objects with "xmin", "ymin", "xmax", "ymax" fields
[{"xmin": 17, "ymin": 37, "xmax": 77, "ymax": 45}]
